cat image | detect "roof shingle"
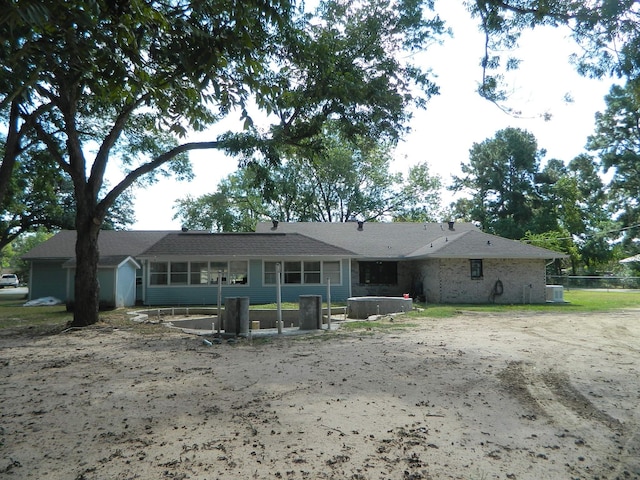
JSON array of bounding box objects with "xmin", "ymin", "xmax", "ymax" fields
[
  {"xmin": 255, "ymin": 221, "xmax": 565, "ymax": 259},
  {"xmin": 138, "ymin": 232, "xmax": 354, "ymax": 258}
]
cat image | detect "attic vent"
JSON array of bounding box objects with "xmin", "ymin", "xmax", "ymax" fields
[
  {"xmin": 181, "ymin": 226, "xmax": 188, "ymax": 232},
  {"xmin": 448, "ymin": 221, "xmax": 455, "ymax": 231},
  {"xmin": 357, "ymin": 221, "xmax": 364, "ymax": 230},
  {"xmin": 272, "ymin": 220, "xmax": 279, "ymax": 229}
]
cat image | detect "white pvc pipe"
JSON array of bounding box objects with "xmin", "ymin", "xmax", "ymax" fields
[{"xmin": 276, "ymin": 263, "xmax": 282, "ymax": 334}]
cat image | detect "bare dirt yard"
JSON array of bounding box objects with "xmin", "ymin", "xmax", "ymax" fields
[{"xmin": 1, "ymin": 310, "xmax": 639, "ymax": 480}]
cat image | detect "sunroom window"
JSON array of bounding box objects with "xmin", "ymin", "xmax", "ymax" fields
[
  {"xmin": 264, "ymin": 260, "xmax": 341, "ymax": 285},
  {"xmin": 229, "ymin": 261, "xmax": 248, "ymax": 284},
  {"xmin": 190, "ymin": 262, "xmax": 209, "ymax": 285},
  {"xmin": 209, "ymin": 261, "xmax": 228, "ymax": 284},
  {"xmin": 170, "ymin": 262, "xmax": 188, "ymax": 285},
  {"xmin": 148, "ymin": 260, "xmax": 247, "ymax": 286},
  {"xmin": 150, "ymin": 262, "xmax": 168, "ymax": 285}
]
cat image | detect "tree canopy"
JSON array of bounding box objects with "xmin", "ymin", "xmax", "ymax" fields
[
  {"xmin": 451, "ymin": 127, "xmax": 544, "ymax": 239},
  {"xmin": 468, "ymin": 1, "xmax": 640, "ymax": 106},
  {"xmin": 451, "ymin": 127, "xmax": 613, "ymax": 272},
  {"xmin": 587, "ymin": 81, "xmax": 640, "ymax": 250},
  {"xmin": 175, "ymin": 125, "xmax": 442, "ymax": 230},
  {"xmin": 0, "ymin": 0, "xmax": 446, "ymax": 325}
]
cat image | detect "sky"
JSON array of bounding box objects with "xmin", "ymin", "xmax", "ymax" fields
[{"xmin": 129, "ymin": 1, "xmax": 615, "ymax": 230}]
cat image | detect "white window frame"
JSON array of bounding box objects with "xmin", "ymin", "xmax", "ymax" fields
[
  {"xmin": 148, "ymin": 260, "xmax": 249, "ymax": 286},
  {"xmin": 263, "ymin": 260, "xmax": 342, "ymax": 286}
]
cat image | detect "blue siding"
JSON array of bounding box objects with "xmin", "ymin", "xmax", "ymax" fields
[
  {"xmin": 29, "ymin": 261, "xmax": 69, "ymax": 301},
  {"xmin": 115, "ymin": 262, "xmax": 137, "ymax": 307},
  {"xmin": 97, "ymin": 269, "xmax": 115, "ymax": 304},
  {"xmin": 143, "ymin": 259, "xmax": 351, "ymax": 306}
]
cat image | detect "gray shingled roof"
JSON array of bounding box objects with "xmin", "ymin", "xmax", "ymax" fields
[
  {"xmin": 62, "ymin": 255, "xmax": 141, "ymax": 268},
  {"xmin": 256, "ymin": 221, "xmax": 477, "ymax": 258},
  {"xmin": 22, "ymin": 230, "xmax": 173, "ymax": 260},
  {"xmin": 409, "ymin": 229, "xmax": 566, "ymax": 259},
  {"xmin": 255, "ymin": 222, "xmax": 566, "ymax": 259},
  {"xmin": 137, "ymin": 232, "xmax": 354, "ymax": 258}
]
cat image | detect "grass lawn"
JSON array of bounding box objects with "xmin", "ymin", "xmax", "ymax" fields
[{"xmin": 1, "ymin": 289, "xmax": 639, "ymax": 332}]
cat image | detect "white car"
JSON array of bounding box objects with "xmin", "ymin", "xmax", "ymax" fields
[{"xmin": 0, "ymin": 274, "xmax": 19, "ymax": 288}]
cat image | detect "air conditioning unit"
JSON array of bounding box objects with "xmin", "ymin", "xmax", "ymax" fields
[{"xmin": 545, "ymin": 285, "xmax": 565, "ymax": 303}]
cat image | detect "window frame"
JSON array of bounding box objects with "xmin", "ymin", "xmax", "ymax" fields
[
  {"xmin": 149, "ymin": 261, "xmax": 169, "ymax": 286},
  {"xmin": 147, "ymin": 260, "xmax": 249, "ymax": 286},
  {"xmin": 263, "ymin": 260, "xmax": 342, "ymax": 286},
  {"xmin": 470, "ymin": 259, "xmax": 483, "ymax": 279}
]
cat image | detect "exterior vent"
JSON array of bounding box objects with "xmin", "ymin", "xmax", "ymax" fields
[
  {"xmin": 357, "ymin": 221, "xmax": 364, "ymax": 230},
  {"xmin": 448, "ymin": 221, "xmax": 455, "ymax": 231},
  {"xmin": 272, "ymin": 220, "xmax": 279, "ymax": 229}
]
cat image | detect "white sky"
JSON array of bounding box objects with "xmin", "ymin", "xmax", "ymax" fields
[{"xmin": 129, "ymin": 2, "xmax": 614, "ymax": 230}]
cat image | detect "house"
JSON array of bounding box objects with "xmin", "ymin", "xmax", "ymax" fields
[
  {"xmin": 22, "ymin": 221, "xmax": 566, "ymax": 307},
  {"xmin": 135, "ymin": 231, "xmax": 353, "ymax": 305},
  {"xmin": 22, "ymin": 230, "xmax": 169, "ymax": 308},
  {"xmin": 22, "ymin": 229, "xmax": 354, "ymax": 307},
  {"xmin": 255, "ymin": 221, "xmax": 566, "ymax": 304}
]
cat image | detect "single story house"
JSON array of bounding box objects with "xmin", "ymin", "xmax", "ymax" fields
[
  {"xmin": 23, "ymin": 221, "xmax": 566, "ymax": 307},
  {"xmin": 256, "ymin": 221, "xmax": 567, "ymax": 304}
]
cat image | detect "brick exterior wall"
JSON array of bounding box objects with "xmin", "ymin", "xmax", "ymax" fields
[
  {"xmin": 350, "ymin": 258, "xmax": 548, "ymax": 304},
  {"xmin": 417, "ymin": 258, "xmax": 548, "ymax": 304}
]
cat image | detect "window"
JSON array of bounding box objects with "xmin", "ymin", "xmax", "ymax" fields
[
  {"xmin": 209, "ymin": 261, "xmax": 228, "ymax": 284},
  {"xmin": 229, "ymin": 261, "xmax": 248, "ymax": 284},
  {"xmin": 264, "ymin": 260, "xmax": 341, "ymax": 285},
  {"xmin": 149, "ymin": 260, "xmax": 248, "ymax": 286},
  {"xmin": 190, "ymin": 262, "xmax": 209, "ymax": 285},
  {"xmin": 264, "ymin": 262, "xmax": 279, "ymax": 284},
  {"xmin": 359, "ymin": 261, "xmax": 397, "ymax": 285},
  {"xmin": 284, "ymin": 261, "xmax": 301, "ymax": 284},
  {"xmin": 303, "ymin": 261, "xmax": 321, "ymax": 284},
  {"xmin": 170, "ymin": 262, "xmax": 188, "ymax": 285},
  {"xmin": 470, "ymin": 259, "xmax": 483, "ymax": 279},
  {"xmin": 150, "ymin": 262, "xmax": 168, "ymax": 285}
]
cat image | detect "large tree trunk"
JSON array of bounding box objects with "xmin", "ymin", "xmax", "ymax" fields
[{"xmin": 70, "ymin": 215, "xmax": 101, "ymax": 327}]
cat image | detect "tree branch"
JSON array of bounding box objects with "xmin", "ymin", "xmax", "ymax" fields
[
  {"xmin": 99, "ymin": 141, "xmax": 222, "ymax": 218},
  {"xmin": 89, "ymin": 92, "xmax": 152, "ymax": 194}
]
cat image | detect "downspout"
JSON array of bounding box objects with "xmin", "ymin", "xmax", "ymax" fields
[
  {"xmin": 114, "ymin": 263, "xmax": 119, "ymax": 308},
  {"xmin": 347, "ymin": 258, "xmax": 352, "ymax": 298},
  {"xmin": 142, "ymin": 259, "xmax": 147, "ymax": 305}
]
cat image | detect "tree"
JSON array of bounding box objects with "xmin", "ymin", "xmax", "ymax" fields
[
  {"xmin": 534, "ymin": 155, "xmax": 613, "ymax": 273},
  {"xmin": 467, "ymin": 1, "xmax": 640, "ymax": 106},
  {"xmin": 175, "ymin": 127, "xmax": 442, "ymax": 230},
  {"xmin": 451, "ymin": 127, "xmax": 544, "ymax": 239},
  {"xmin": 0, "ymin": 147, "xmax": 135, "ymax": 252},
  {"xmin": 1, "ymin": 229, "xmax": 54, "ymax": 284},
  {"xmin": 587, "ymin": 81, "xmax": 640, "ymax": 251},
  {"xmin": 1, "ymin": 0, "xmax": 445, "ymax": 326}
]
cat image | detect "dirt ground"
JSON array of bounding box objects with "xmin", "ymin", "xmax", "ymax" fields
[{"xmin": 1, "ymin": 310, "xmax": 640, "ymax": 480}]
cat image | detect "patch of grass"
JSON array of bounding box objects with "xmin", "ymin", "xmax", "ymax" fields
[
  {"xmin": 560, "ymin": 289, "xmax": 640, "ymax": 310},
  {"xmin": 0, "ymin": 300, "xmax": 72, "ymax": 330},
  {"xmin": 2, "ymin": 290, "xmax": 639, "ymax": 335},
  {"xmin": 407, "ymin": 289, "xmax": 640, "ymax": 318},
  {"xmin": 0, "ymin": 301, "xmax": 166, "ymax": 335}
]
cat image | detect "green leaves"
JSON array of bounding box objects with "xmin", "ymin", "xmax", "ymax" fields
[{"xmin": 175, "ymin": 123, "xmax": 443, "ymax": 228}]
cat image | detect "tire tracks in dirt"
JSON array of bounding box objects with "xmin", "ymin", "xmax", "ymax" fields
[{"xmin": 498, "ymin": 360, "xmax": 640, "ymax": 478}]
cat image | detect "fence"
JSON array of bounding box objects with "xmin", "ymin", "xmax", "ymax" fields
[{"xmin": 547, "ymin": 276, "xmax": 640, "ymax": 290}]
